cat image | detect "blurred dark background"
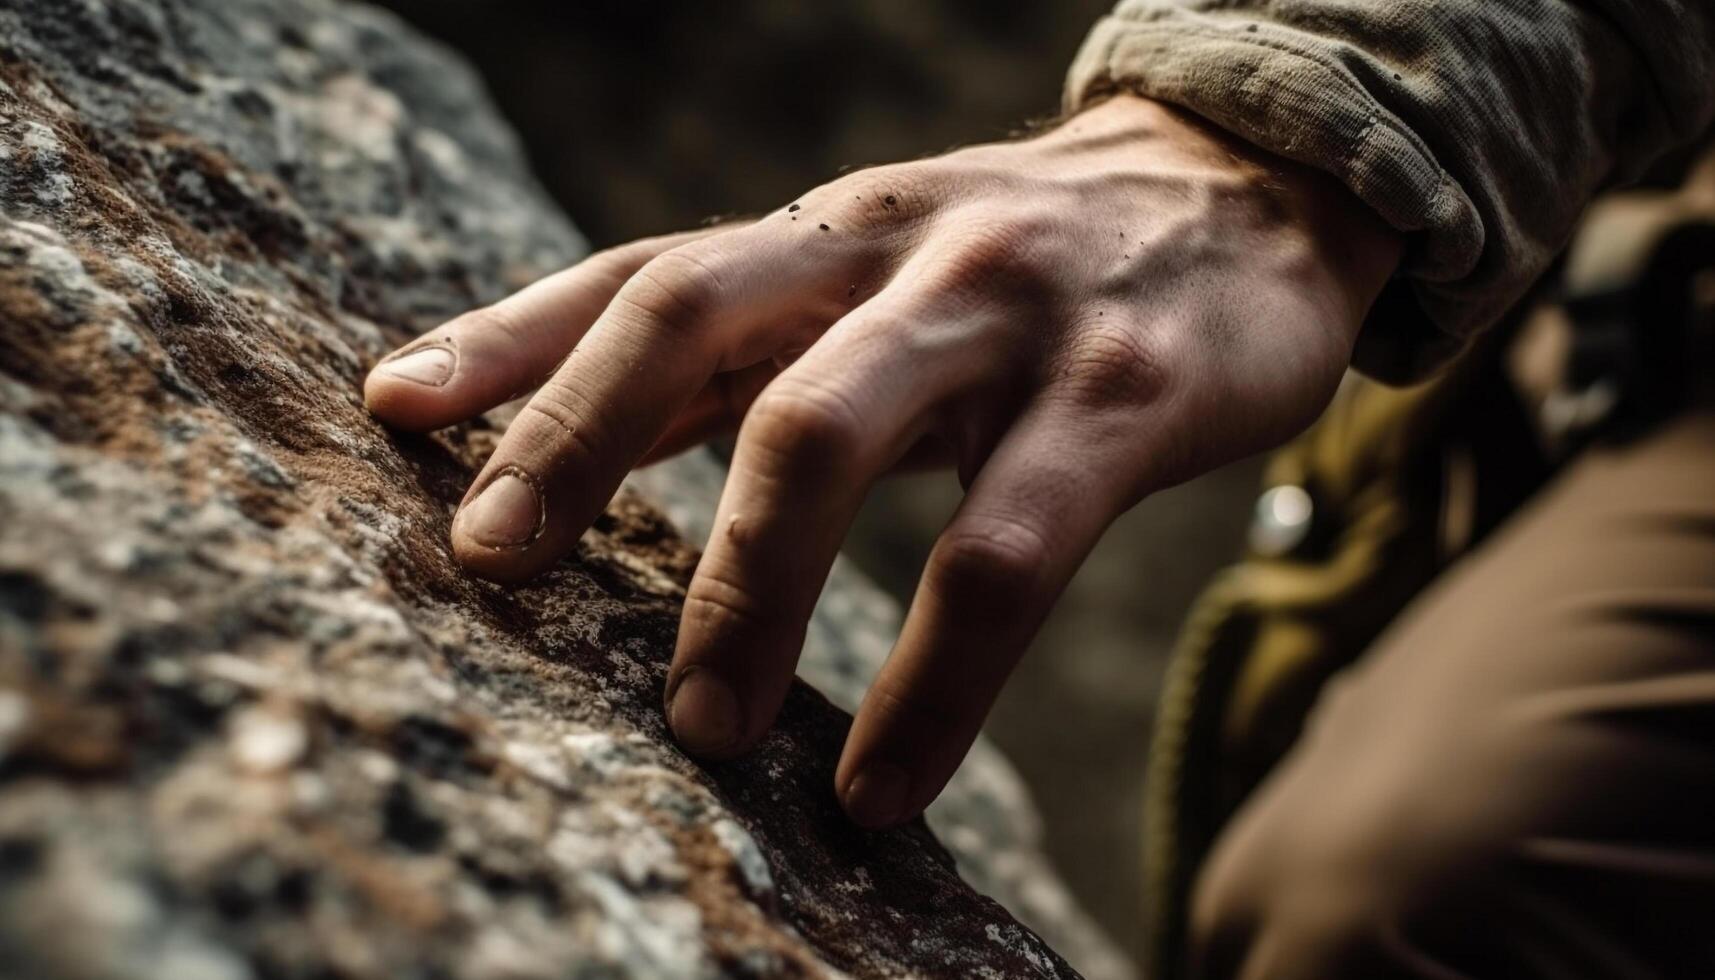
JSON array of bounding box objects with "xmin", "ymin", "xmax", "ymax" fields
[
  {"xmin": 375, "ymin": 0, "xmax": 1262, "ymax": 961},
  {"xmin": 375, "ymin": 0, "xmax": 1108, "ymax": 244}
]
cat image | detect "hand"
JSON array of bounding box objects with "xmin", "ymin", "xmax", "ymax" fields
[{"xmin": 365, "ymin": 94, "xmax": 1400, "ymax": 828}]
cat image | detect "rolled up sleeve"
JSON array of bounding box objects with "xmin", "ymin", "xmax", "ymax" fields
[{"xmin": 1067, "ymin": 1, "xmax": 1715, "ymax": 381}]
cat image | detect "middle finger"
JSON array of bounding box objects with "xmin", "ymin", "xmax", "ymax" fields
[{"xmin": 664, "ymin": 286, "xmax": 1008, "ymax": 757}]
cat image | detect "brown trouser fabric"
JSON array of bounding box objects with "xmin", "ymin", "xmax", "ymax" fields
[{"xmin": 1188, "ymin": 407, "xmax": 1715, "ymax": 979}]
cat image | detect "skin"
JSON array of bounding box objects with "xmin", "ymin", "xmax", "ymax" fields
[{"xmin": 365, "ymin": 94, "xmax": 1402, "ymax": 829}]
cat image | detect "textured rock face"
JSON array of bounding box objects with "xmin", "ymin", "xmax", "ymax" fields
[{"xmin": 0, "ymin": 0, "xmax": 1091, "ymax": 977}]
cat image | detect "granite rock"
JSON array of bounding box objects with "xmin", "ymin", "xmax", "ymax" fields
[
  {"xmin": 0, "ymin": 0, "xmax": 1094, "ymax": 977},
  {"xmin": 629, "ymin": 460, "xmax": 1133, "ymax": 980}
]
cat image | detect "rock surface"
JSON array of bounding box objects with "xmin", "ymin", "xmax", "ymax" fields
[
  {"xmin": 0, "ymin": 0, "xmax": 1091, "ymax": 977},
  {"xmin": 628, "ymin": 462, "xmax": 1133, "ymax": 980}
]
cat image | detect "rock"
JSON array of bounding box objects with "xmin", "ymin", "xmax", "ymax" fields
[{"xmin": 0, "ymin": 0, "xmax": 1097, "ymax": 978}]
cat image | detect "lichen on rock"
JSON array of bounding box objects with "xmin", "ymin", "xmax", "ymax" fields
[{"xmin": 0, "ymin": 0, "xmax": 1093, "ymax": 977}]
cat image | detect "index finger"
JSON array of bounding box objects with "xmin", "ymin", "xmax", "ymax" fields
[
  {"xmin": 365, "ymin": 228, "xmax": 719, "ymax": 433},
  {"xmin": 449, "ymin": 218, "xmax": 853, "ymax": 582}
]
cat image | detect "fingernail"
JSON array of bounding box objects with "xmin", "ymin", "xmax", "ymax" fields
[
  {"xmin": 375, "ymin": 346, "xmax": 455, "ymax": 386},
  {"xmin": 844, "ymin": 762, "xmax": 911, "ymax": 829},
  {"xmin": 459, "ymin": 471, "xmax": 542, "ymax": 547},
  {"xmin": 667, "ymin": 667, "xmax": 743, "ymax": 756}
]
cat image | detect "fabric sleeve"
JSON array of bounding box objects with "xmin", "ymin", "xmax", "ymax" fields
[{"xmin": 1066, "ymin": 1, "xmax": 1715, "ymax": 382}]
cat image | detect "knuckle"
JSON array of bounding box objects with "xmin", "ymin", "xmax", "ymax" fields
[
  {"xmin": 925, "ymin": 219, "xmax": 1046, "ymax": 299},
  {"xmin": 580, "ymin": 241, "xmax": 653, "ymax": 283},
  {"xmin": 683, "ymin": 566, "xmax": 765, "ymax": 636},
  {"xmin": 617, "ymin": 249, "xmax": 725, "ymax": 331},
  {"xmin": 519, "ymin": 380, "xmax": 608, "ymax": 458},
  {"xmin": 864, "ymin": 678, "xmax": 963, "ymax": 740},
  {"xmin": 928, "ymin": 514, "xmax": 1052, "ymax": 607},
  {"xmin": 744, "ymin": 377, "xmax": 865, "ymax": 469},
  {"xmin": 1054, "ymin": 322, "xmax": 1170, "ymax": 410}
]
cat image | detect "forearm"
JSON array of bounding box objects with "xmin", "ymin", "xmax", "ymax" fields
[{"xmin": 1068, "ymin": 0, "xmax": 1715, "ymax": 381}]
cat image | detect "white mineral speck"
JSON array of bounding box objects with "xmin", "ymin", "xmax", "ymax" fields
[
  {"xmin": 834, "ymin": 866, "xmax": 873, "ymax": 896},
  {"xmin": 503, "ymin": 740, "xmax": 571, "ymax": 791},
  {"xmin": 21, "ymin": 121, "xmax": 73, "ymax": 207},
  {"xmin": 152, "ymin": 935, "xmax": 254, "ymax": 980},
  {"xmin": 712, "ymin": 818, "xmax": 774, "ymax": 898},
  {"xmin": 356, "ymin": 749, "xmax": 398, "ymax": 783},
  {"xmin": 560, "ymin": 730, "xmax": 625, "ymax": 776},
  {"xmin": 463, "ymin": 921, "xmax": 557, "ymax": 980},
  {"xmin": 413, "ymin": 128, "xmax": 469, "ymax": 180},
  {"xmin": 143, "ymin": 596, "xmax": 182, "ymax": 623},
  {"xmin": 0, "ymin": 688, "xmax": 31, "ymax": 756},
  {"xmin": 229, "ymin": 705, "xmax": 308, "ymax": 773},
  {"xmin": 146, "ymin": 659, "xmax": 189, "ymax": 686},
  {"xmin": 97, "ymin": 537, "xmax": 139, "ymax": 570},
  {"xmin": 198, "ymin": 653, "xmax": 281, "ymax": 691}
]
